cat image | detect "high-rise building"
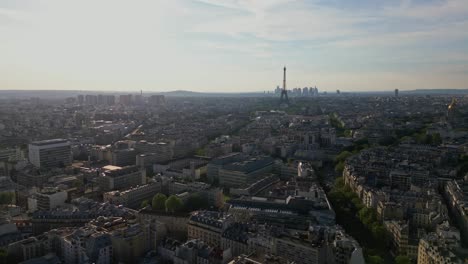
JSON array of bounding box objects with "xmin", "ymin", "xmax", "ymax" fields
[
  {"xmin": 98, "ymin": 94, "xmax": 105, "ymax": 105},
  {"xmin": 395, "ymin": 89, "xmax": 399, "ymax": 97},
  {"xmin": 119, "ymin": 94, "xmax": 132, "ymax": 105},
  {"xmin": 85, "ymin": 95, "xmax": 98, "ymax": 105},
  {"xmin": 148, "ymin": 95, "xmax": 166, "ymax": 105},
  {"xmin": 77, "ymin": 95, "xmax": 84, "ymax": 104},
  {"xmin": 133, "ymin": 94, "xmax": 143, "ymax": 105},
  {"xmin": 275, "ymin": 86, "xmax": 281, "ymax": 94},
  {"xmin": 28, "ymin": 139, "xmax": 72, "ymax": 169},
  {"xmin": 105, "ymin": 95, "xmax": 116, "ymax": 105}
]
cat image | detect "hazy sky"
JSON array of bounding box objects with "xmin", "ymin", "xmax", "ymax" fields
[{"xmin": 1, "ymin": 0, "xmax": 468, "ymax": 92}]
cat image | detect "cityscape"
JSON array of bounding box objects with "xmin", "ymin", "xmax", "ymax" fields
[
  {"xmin": 1, "ymin": 71, "xmax": 468, "ymax": 264},
  {"xmin": 2, "ymin": 1, "xmax": 468, "ymax": 264}
]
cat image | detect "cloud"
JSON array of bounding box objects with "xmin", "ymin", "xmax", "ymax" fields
[
  {"xmin": 0, "ymin": 0, "xmax": 467, "ymax": 91},
  {"xmin": 385, "ymin": 0, "xmax": 468, "ymax": 20},
  {"xmin": 187, "ymin": 0, "xmax": 468, "ymax": 42}
]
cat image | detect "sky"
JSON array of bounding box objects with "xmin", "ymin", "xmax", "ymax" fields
[{"xmin": 1, "ymin": 0, "xmax": 468, "ymax": 93}]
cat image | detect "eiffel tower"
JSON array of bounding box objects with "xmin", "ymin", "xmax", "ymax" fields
[{"xmin": 280, "ymin": 66, "xmax": 289, "ymax": 104}]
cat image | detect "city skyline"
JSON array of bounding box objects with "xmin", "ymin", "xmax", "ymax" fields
[{"xmin": 1, "ymin": 0, "xmax": 468, "ymax": 92}]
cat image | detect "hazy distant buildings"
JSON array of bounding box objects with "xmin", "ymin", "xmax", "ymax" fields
[
  {"xmin": 85, "ymin": 95, "xmax": 98, "ymax": 105},
  {"xmin": 274, "ymin": 86, "xmax": 318, "ymax": 97},
  {"xmin": 149, "ymin": 95, "xmax": 166, "ymax": 105},
  {"xmin": 119, "ymin": 94, "xmax": 132, "ymax": 105},
  {"xmin": 28, "ymin": 139, "xmax": 72, "ymax": 169},
  {"xmin": 100, "ymin": 95, "xmax": 116, "ymax": 106},
  {"xmin": 77, "ymin": 95, "xmax": 84, "ymax": 104}
]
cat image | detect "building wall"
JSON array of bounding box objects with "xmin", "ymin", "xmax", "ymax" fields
[
  {"xmin": 28, "ymin": 140, "xmax": 72, "ymax": 169},
  {"xmin": 219, "ymin": 163, "xmax": 272, "ymax": 188},
  {"xmin": 103, "ymin": 182, "xmax": 162, "ymax": 209},
  {"xmin": 221, "ymin": 237, "xmax": 249, "ymax": 257},
  {"xmin": 274, "ymin": 237, "xmax": 323, "ymax": 264},
  {"xmin": 187, "ymin": 224, "xmax": 221, "ymax": 247},
  {"xmin": 138, "ymin": 211, "xmax": 188, "ymax": 241}
]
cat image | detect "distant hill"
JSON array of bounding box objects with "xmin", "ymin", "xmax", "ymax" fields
[{"xmin": 403, "ymin": 89, "xmax": 468, "ymax": 95}]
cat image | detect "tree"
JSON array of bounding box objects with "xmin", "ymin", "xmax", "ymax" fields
[
  {"xmin": 195, "ymin": 148, "xmax": 206, "ymax": 156},
  {"xmin": 184, "ymin": 193, "xmax": 209, "ymax": 212},
  {"xmin": 334, "ymin": 177, "xmax": 345, "ymax": 188},
  {"xmin": 378, "ymin": 136, "xmax": 397, "ymax": 146},
  {"xmin": 344, "ymin": 130, "xmax": 352, "ymax": 137},
  {"xmin": 0, "ymin": 192, "xmax": 14, "ymax": 205},
  {"xmin": 366, "ymin": 255, "xmax": 384, "ymax": 264},
  {"xmin": 165, "ymin": 195, "xmax": 183, "ymax": 213},
  {"xmin": 358, "ymin": 207, "xmax": 376, "ymax": 227},
  {"xmin": 372, "ymin": 224, "xmax": 387, "ymax": 240},
  {"xmin": 73, "ymin": 180, "xmax": 84, "ymax": 190},
  {"xmin": 152, "ymin": 193, "xmax": 167, "ymax": 210},
  {"xmin": 335, "ymin": 151, "xmax": 352, "ymax": 163},
  {"xmin": 0, "ymin": 248, "xmax": 19, "ymax": 263},
  {"xmin": 432, "ymin": 133, "xmax": 442, "ymax": 145},
  {"xmin": 335, "ymin": 161, "xmax": 345, "ymax": 174},
  {"xmin": 355, "ymin": 138, "xmax": 369, "ymax": 146},
  {"xmin": 141, "ymin": 200, "xmax": 149, "ymax": 208},
  {"xmin": 395, "ymin": 255, "xmax": 411, "ymax": 264},
  {"xmin": 351, "ymin": 197, "xmax": 363, "ymax": 210}
]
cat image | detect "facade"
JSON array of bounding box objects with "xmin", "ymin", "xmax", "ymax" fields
[
  {"xmin": 28, "ymin": 188, "xmax": 67, "ymax": 212},
  {"xmin": 274, "ymin": 235, "xmax": 324, "ymax": 264},
  {"xmin": 110, "ymin": 222, "xmax": 150, "ymax": 263},
  {"xmin": 111, "ymin": 148, "xmax": 137, "ymax": 166},
  {"xmin": 218, "ymin": 156, "xmax": 274, "ymax": 187},
  {"xmin": 136, "ymin": 141, "xmax": 174, "ymax": 163},
  {"xmin": 165, "ymin": 180, "xmax": 223, "ymax": 208},
  {"xmin": 8, "ymin": 236, "xmax": 47, "ymax": 262},
  {"xmin": 103, "ymin": 181, "xmax": 162, "ymax": 208},
  {"xmin": 206, "ymin": 153, "xmax": 242, "ymax": 184},
  {"xmin": 187, "ymin": 211, "xmax": 234, "ymax": 247},
  {"xmin": 221, "ymin": 223, "xmax": 250, "ymax": 257},
  {"xmin": 28, "ymin": 139, "xmax": 72, "ymax": 169},
  {"xmin": 97, "ymin": 166, "xmax": 145, "ymax": 191},
  {"xmin": 384, "ymin": 221, "xmax": 418, "ymax": 259},
  {"xmin": 418, "ymin": 227, "xmax": 464, "ymax": 264},
  {"xmin": 444, "ymin": 180, "xmax": 468, "ymax": 245},
  {"xmin": 62, "ymin": 227, "xmax": 113, "ymax": 264},
  {"xmin": 138, "ymin": 210, "xmax": 189, "ymax": 240}
]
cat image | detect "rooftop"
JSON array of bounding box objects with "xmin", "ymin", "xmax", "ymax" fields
[
  {"xmin": 223, "ymin": 156, "xmax": 274, "ymax": 174},
  {"xmin": 189, "ymin": 211, "xmax": 231, "ymax": 229},
  {"xmin": 30, "ymin": 139, "xmax": 69, "ymax": 146}
]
